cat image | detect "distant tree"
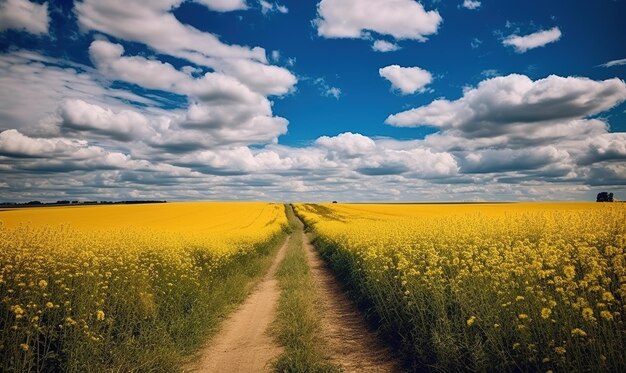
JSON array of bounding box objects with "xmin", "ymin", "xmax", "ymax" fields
[
  {"xmin": 332, "ymin": 201, "xmax": 338, "ymax": 204},
  {"xmin": 597, "ymin": 192, "xmax": 615, "ymax": 202}
]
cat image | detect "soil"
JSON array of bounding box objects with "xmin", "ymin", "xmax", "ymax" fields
[
  {"xmin": 302, "ymin": 231, "xmax": 402, "ymax": 372},
  {"xmin": 185, "ymin": 236, "xmax": 290, "ymax": 373}
]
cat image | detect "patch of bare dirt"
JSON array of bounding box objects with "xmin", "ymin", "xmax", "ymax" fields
[
  {"xmin": 302, "ymin": 231, "xmax": 402, "ymax": 373},
  {"xmin": 185, "ymin": 236, "xmax": 290, "ymax": 373}
]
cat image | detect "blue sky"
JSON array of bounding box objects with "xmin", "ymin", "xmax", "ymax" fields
[{"xmin": 0, "ymin": 0, "xmax": 626, "ymax": 202}]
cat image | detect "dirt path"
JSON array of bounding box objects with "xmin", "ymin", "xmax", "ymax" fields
[
  {"xmin": 186, "ymin": 235, "xmax": 290, "ymax": 373},
  {"xmin": 302, "ymin": 231, "xmax": 402, "ymax": 372}
]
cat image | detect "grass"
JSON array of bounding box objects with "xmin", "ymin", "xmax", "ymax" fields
[{"xmin": 271, "ymin": 205, "xmax": 340, "ymax": 373}]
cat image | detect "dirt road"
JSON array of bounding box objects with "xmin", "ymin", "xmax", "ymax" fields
[
  {"xmin": 186, "ymin": 235, "xmax": 290, "ymax": 373},
  {"xmin": 302, "ymin": 231, "xmax": 402, "ymax": 372}
]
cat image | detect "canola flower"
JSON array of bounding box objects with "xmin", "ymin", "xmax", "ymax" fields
[
  {"xmin": 294, "ymin": 202, "xmax": 626, "ymax": 372},
  {"xmin": 0, "ymin": 202, "xmax": 287, "ymax": 372}
]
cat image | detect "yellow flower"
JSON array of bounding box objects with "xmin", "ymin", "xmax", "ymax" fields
[
  {"xmin": 582, "ymin": 307, "xmax": 596, "ymax": 322},
  {"xmin": 38, "ymin": 279, "xmax": 48, "ymax": 288},
  {"xmin": 600, "ymin": 310, "xmax": 614, "ymax": 321},
  {"xmin": 20, "ymin": 343, "xmax": 29, "ymax": 352},
  {"xmin": 466, "ymin": 316, "xmax": 476, "ymax": 327},
  {"xmin": 602, "ymin": 291, "xmax": 615, "ymax": 302},
  {"xmin": 515, "ymin": 295, "xmax": 525, "ymax": 301},
  {"xmin": 541, "ymin": 308, "xmax": 552, "ymax": 319},
  {"xmin": 563, "ymin": 265, "xmax": 576, "ymax": 280},
  {"xmin": 571, "ymin": 328, "xmax": 587, "ymax": 337},
  {"xmin": 518, "ymin": 313, "xmax": 529, "ymax": 320},
  {"xmin": 45, "ymin": 302, "xmax": 54, "ymax": 309},
  {"xmin": 96, "ymin": 310, "xmax": 105, "ymax": 321},
  {"xmin": 554, "ymin": 346, "xmax": 566, "ymax": 355}
]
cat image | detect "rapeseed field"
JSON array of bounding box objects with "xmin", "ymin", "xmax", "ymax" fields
[
  {"xmin": 0, "ymin": 202, "xmax": 287, "ymax": 372},
  {"xmin": 294, "ymin": 202, "xmax": 626, "ymax": 372}
]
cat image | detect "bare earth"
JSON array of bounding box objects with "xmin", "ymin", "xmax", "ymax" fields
[
  {"xmin": 302, "ymin": 231, "xmax": 402, "ymax": 373},
  {"xmin": 185, "ymin": 236, "xmax": 290, "ymax": 373}
]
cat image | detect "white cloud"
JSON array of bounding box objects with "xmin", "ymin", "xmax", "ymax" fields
[
  {"xmin": 89, "ymin": 39, "xmax": 190, "ymax": 92},
  {"xmin": 379, "ymin": 65, "xmax": 432, "ymax": 95},
  {"xmin": 314, "ymin": 78, "xmax": 341, "ymax": 99},
  {"xmin": 209, "ymin": 58, "xmax": 297, "ymax": 96},
  {"xmin": 387, "ymin": 74, "xmax": 626, "ymax": 133},
  {"xmin": 0, "ymin": 51, "xmax": 161, "ymax": 136},
  {"xmin": 315, "ymin": 132, "xmax": 376, "ymax": 157},
  {"xmin": 461, "ymin": 0, "xmax": 481, "ymax": 10},
  {"xmin": 372, "ymin": 40, "xmax": 401, "ymax": 52},
  {"xmin": 0, "ymin": 129, "xmax": 157, "ymax": 172},
  {"xmin": 194, "ymin": 0, "xmax": 247, "ymax": 12},
  {"xmin": 57, "ymin": 99, "xmax": 156, "ymax": 141},
  {"xmin": 89, "ymin": 39, "xmax": 296, "ymax": 97},
  {"xmin": 503, "ymin": 27, "xmax": 562, "ymax": 53},
  {"xmin": 259, "ymin": 0, "xmax": 288, "ymax": 14},
  {"xmin": 314, "ymin": 0, "xmax": 442, "ymax": 41},
  {"xmin": 0, "ymin": 0, "xmax": 49, "ymax": 34},
  {"xmin": 600, "ymin": 58, "xmax": 626, "ymax": 68},
  {"xmin": 75, "ymin": 0, "xmax": 267, "ymax": 66}
]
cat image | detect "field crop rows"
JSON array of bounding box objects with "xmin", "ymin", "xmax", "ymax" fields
[
  {"xmin": 0, "ymin": 203, "xmax": 288, "ymax": 372},
  {"xmin": 294, "ymin": 203, "xmax": 626, "ymax": 372}
]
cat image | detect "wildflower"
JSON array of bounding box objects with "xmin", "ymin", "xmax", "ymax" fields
[
  {"xmin": 20, "ymin": 343, "xmax": 29, "ymax": 352},
  {"xmin": 38, "ymin": 280, "xmax": 48, "ymax": 288},
  {"xmin": 582, "ymin": 307, "xmax": 596, "ymax": 322},
  {"xmin": 512, "ymin": 342, "xmax": 521, "ymax": 350},
  {"xmin": 13, "ymin": 305, "xmax": 24, "ymax": 319},
  {"xmin": 516, "ymin": 295, "xmax": 525, "ymax": 301},
  {"xmin": 518, "ymin": 313, "xmax": 529, "ymax": 320},
  {"xmin": 563, "ymin": 265, "xmax": 576, "ymax": 280},
  {"xmin": 96, "ymin": 310, "xmax": 105, "ymax": 321},
  {"xmin": 45, "ymin": 302, "xmax": 54, "ymax": 309},
  {"xmin": 600, "ymin": 310, "xmax": 614, "ymax": 321},
  {"xmin": 602, "ymin": 291, "xmax": 615, "ymax": 302},
  {"xmin": 466, "ymin": 316, "xmax": 476, "ymax": 327},
  {"xmin": 541, "ymin": 308, "xmax": 552, "ymax": 319},
  {"xmin": 571, "ymin": 328, "xmax": 587, "ymax": 337},
  {"xmin": 554, "ymin": 346, "xmax": 566, "ymax": 355}
]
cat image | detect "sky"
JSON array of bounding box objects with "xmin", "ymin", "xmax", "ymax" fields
[{"xmin": 0, "ymin": 0, "xmax": 626, "ymax": 202}]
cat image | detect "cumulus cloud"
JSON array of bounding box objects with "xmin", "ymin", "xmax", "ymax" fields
[
  {"xmin": 0, "ymin": 0, "xmax": 49, "ymax": 34},
  {"xmin": 461, "ymin": 0, "xmax": 481, "ymax": 10},
  {"xmin": 386, "ymin": 74, "xmax": 626, "ymax": 135},
  {"xmin": 503, "ymin": 27, "xmax": 562, "ymax": 53},
  {"xmin": 0, "ymin": 129, "xmax": 158, "ymax": 172},
  {"xmin": 379, "ymin": 65, "xmax": 433, "ymax": 94},
  {"xmin": 75, "ymin": 0, "xmax": 267, "ymax": 65},
  {"xmin": 57, "ymin": 99, "xmax": 156, "ymax": 141},
  {"xmin": 314, "ymin": 0, "xmax": 442, "ymax": 41},
  {"xmin": 0, "ymin": 51, "xmax": 161, "ymax": 137},
  {"xmin": 372, "ymin": 40, "xmax": 401, "ymax": 52}
]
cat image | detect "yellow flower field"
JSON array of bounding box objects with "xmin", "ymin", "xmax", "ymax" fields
[
  {"xmin": 294, "ymin": 202, "xmax": 626, "ymax": 372},
  {"xmin": 0, "ymin": 202, "xmax": 288, "ymax": 372}
]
